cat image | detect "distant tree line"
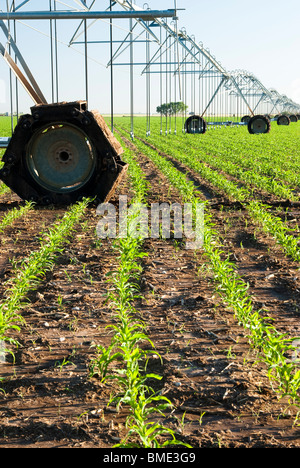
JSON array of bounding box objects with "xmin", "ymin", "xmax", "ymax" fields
[{"xmin": 156, "ymin": 102, "xmax": 188, "ymax": 116}]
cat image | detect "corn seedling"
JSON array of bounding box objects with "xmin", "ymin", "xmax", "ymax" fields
[
  {"xmin": 117, "ymin": 127, "xmax": 300, "ymax": 407},
  {"xmin": 0, "ymin": 183, "xmax": 10, "ymax": 196},
  {"xmin": 90, "ymin": 142, "xmax": 190, "ymax": 448},
  {"xmin": 0, "ymin": 198, "xmax": 90, "ymax": 354},
  {"xmin": 123, "ymin": 123, "xmax": 300, "ymax": 263},
  {"xmin": 0, "ymin": 201, "xmax": 34, "ymax": 234},
  {"xmin": 55, "ymin": 357, "xmax": 75, "ymax": 372}
]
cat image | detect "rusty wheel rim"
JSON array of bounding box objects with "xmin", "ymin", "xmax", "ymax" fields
[{"xmin": 25, "ymin": 123, "xmax": 96, "ymax": 193}]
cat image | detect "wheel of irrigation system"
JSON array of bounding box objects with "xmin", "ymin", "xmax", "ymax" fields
[
  {"xmin": 247, "ymin": 115, "xmax": 271, "ymax": 134},
  {"xmin": 277, "ymin": 115, "xmax": 290, "ymax": 126},
  {"xmin": 289, "ymin": 114, "xmax": 298, "ymax": 123},
  {"xmin": 241, "ymin": 115, "xmax": 251, "ymax": 124},
  {"xmin": 185, "ymin": 115, "xmax": 207, "ymax": 134},
  {"xmin": 24, "ymin": 123, "xmax": 97, "ymax": 197},
  {"xmin": 0, "ymin": 101, "xmax": 128, "ymax": 205}
]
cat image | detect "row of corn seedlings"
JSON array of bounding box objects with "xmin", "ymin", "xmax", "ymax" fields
[
  {"xmin": 133, "ymin": 118, "xmax": 300, "ymax": 190},
  {"xmin": 89, "ymin": 143, "xmax": 191, "ymax": 448},
  {"xmin": 0, "ymin": 183, "xmax": 10, "ymax": 196},
  {"xmin": 247, "ymin": 200, "xmax": 300, "ymax": 261},
  {"xmin": 0, "ymin": 201, "xmax": 34, "ymax": 234},
  {"xmin": 0, "ymin": 198, "xmax": 90, "ymax": 360},
  {"xmin": 130, "ymin": 130, "xmax": 300, "ymax": 262},
  {"xmin": 118, "ymin": 118, "xmax": 300, "ymax": 261},
  {"xmin": 140, "ymin": 128, "xmax": 297, "ymax": 201},
  {"xmin": 116, "ymin": 127, "xmax": 300, "ymax": 409},
  {"xmin": 187, "ymin": 145, "xmax": 297, "ymax": 201},
  {"xmin": 183, "ymin": 124, "xmax": 300, "ymax": 192}
]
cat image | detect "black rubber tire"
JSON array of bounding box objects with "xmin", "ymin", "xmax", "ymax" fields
[
  {"xmin": 247, "ymin": 115, "xmax": 271, "ymax": 134},
  {"xmin": 277, "ymin": 115, "xmax": 290, "ymax": 126},
  {"xmin": 241, "ymin": 115, "xmax": 251, "ymax": 124},
  {"xmin": 185, "ymin": 115, "xmax": 207, "ymax": 134},
  {"xmin": 289, "ymin": 114, "xmax": 298, "ymax": 123}
]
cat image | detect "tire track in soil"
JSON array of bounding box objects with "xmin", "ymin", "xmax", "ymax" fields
[{"xmin": 0, "ymin": 138, "xmax": 299, "ymax": 447}]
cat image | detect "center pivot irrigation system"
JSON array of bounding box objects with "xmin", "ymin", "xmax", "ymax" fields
[{"xmin": 0, "ymin": 0, "xmax": 299, "ymax": 205}]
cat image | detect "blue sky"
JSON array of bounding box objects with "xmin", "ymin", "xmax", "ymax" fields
[
  {"xmin": 176, "ymin": 0, "xmax": 300, "ymax": 101},
  {"xmin": 0, "ymin": 0, "xmax": 299, "ymax": 114}
]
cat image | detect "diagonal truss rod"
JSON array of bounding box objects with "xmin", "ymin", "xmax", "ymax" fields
[
  {"xmin": 100, "ymin": 1, "xmax": 230, "ymax": 79},
  {"xmin": 0, "ymin": 42, "xmax": 46, "ymax": 104},
  {"xmin": 0, "ymin": 19, "xmax": 47, "ymax": 104},
  {"xmin": 0, "ymin": 1, "xmax": 177, "ymax": 107},
  {"xmin": 3, "ymin": 1, "xmax": 299, "ymax": 117}
]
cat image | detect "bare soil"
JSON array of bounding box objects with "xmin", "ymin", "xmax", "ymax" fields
[{"xmin": 0, "ymin": 137, "xmax": 299, "ymax": 448}]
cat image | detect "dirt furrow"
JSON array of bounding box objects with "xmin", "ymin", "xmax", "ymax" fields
[{"xmin": 0, "ymin": 137, "xmax": 299, "ymax": 448}]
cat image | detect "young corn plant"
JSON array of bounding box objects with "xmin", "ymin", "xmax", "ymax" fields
[
  {"xmin": 248, "ymin": 201, "xmax": 300, "ymax": 262},
  {"xmin": 118, "ymin": 128, "xmax": 300, "ymax": 408},
  {"xmin": 0, "ymin": 198, "xmax": 90, "ymax": 354},
  {"xmin": 126, "ymin": 125, "xmax": 300, "ymax": 263},
  {"xmin": 0, "ymin": 183, "xmax": 10, "ymax": 196},
  {"xmin": 0, "ymin": 201, "xmax": 34, "ymax": 234},
  {"xmin": 90, "ymin": 142, "xmax": 191, "ymax": 448}
]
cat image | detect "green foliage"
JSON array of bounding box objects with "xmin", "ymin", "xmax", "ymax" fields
[
  {"xmin": 122, "ymin": 118, "xmax": 300, "ymax": 262},
  {"xmin": 90, "ymin": 144, "xmax": 190, "ymax": 448},
  {"xmin": 114, "ymin": 118, "xmax": 300, "ymax": 408},
  {"xmin": 0, "ymin": 201, "xmax": 34, "ymax": 233},
  {"xmin": 0, "ymin": 198, "xmax": 90, "ymax": 351}
]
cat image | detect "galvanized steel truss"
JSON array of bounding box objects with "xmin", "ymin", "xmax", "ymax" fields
[{"xmin": 1, "ymin": 0, "xmax": 299, "ymax": 139}]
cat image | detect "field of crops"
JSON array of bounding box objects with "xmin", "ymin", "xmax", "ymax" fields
[{"xmin": 0, "ymin": 115, "xmax": 300, "ymax": 448}]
